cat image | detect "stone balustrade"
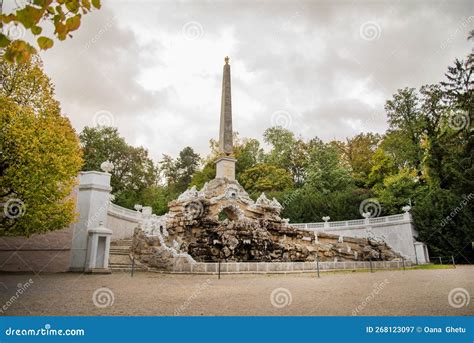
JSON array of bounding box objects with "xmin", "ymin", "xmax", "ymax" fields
[{"xmin": 290, "ymin": 213, "xmax": 409, "ymax": 231}]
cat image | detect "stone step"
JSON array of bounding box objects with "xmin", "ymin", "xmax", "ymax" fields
[
  {"xmin": 111, "ymin": 240, "xmax": 133, "ymax": 246},
  {"xmin": 109, "ymin": 262, "xmax": 133, "ymax": 266},
  {"xmin": 109, "ymin": 262, "xmax": 145, "ymax": 267},
  {"xmin": 110, "ymin": 246, "xmax": 132, "ymax": 250},
  {"xmin": 109, "ymin": 252, "xmax": 130, "ymax": 256},
  {"xmin": 110, "ymin": 268, "xmax": 134, "ymax": 272},
  {"xmin": 109, "ymin": 254, "xmax": 132, "ymax": 264},
  {"xmin": 110, "ymin": 245, "xmax": 132, "ymax": 249},
  {"xmin": 110, "ymin": 266, "xmax": 148, "ymax": 272}
]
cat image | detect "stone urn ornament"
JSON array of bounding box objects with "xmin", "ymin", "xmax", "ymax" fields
[
  {"xmin": 402, "ymin": 205, "xmax": 411, "ymax": 213},
  {"xmin": 362, "ymin": 212, "xmax": 372, "ymax": 219},
  {"xmin": 100, "ymin": 160, "xmax": 114, "ymax": 173}
]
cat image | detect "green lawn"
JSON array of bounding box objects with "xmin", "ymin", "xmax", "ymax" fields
[{"xmin": 408, "ymin": 264, "xmax": 455, "ymax": 270}]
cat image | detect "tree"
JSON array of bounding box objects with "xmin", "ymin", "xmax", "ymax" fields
[
  {"xmin": 190, "ymin": 162, "xmax": 215, "ymax": 189},
  {"xmin": 0, "ymin": 0, "xmax": 101, "ymax": 62},
  {"xmin": 80, "ymin": 126, "xmax": 127, "ymax": 171},
  {"xmin": 0, "ymin": 54, "xmax": 58, "ymax": 113},
  {"xmin": 145, "ymin": 185, "xmax": 173, "ymax": 215},
  {"xmin": 160, "ymin": 154, "xmax": 179, "ymax": 186},
  {"xmin": 79, "ymin": 126, "xmax": 158, "ymax": 209},
  {"xmin": 367, "ymin": 144, "xmax": 398, "ymax": 188},
  {"xmin": 281, "ymin": 187, "xmax": 371, "ymax": 223},
  {"xmin": 412, "ymin": 189, "xmax": 473, "ymax": 263},
  {"xmin": 305, "ymin": 139, "xmax": 354, "ymax": 194},
  {"xmin": 263, "ymin": 126, "xmax": 309, "ymax": 186},
  {"xmin": 278, "ymin": 139, "xmax": 367, "ymax": 223},
  {"xmin": 441, "ymin": 58, "xmax": 473, "ymax": 112},
  {"xmin": 159, "ymin": 146, "xmax": 201, "ymax": 196},
  {"xmin": 468, "ymin": 30, "xmax": 474, "ymax": 67},
  {"xmin": 338, "ymin": 133, "xmax": 381, "ymax": 186},
  {"xmin": 239, "ymin": 163, "xmax": 293, "ymax": 197},
  {"xmin": 0, "ymin": 57, "xmax": 82, "ymax": 236},
  {"xmin": 376, "ymin": 43, "xmax": 474, "ymax": 261},
  {"xmin": 234, "ymin": 137, "xmax": 264, "ymax": 181},
  {"xmin": 175, "ymin": 146, "xmax": 200, "ymax": 189},
  {"xmin": 385, "ymin": 87, "xmax": 425, "ymax": 174},
  {"xmin": 374, "ymin": 168, "xmax": 423, "ymax": 215}
]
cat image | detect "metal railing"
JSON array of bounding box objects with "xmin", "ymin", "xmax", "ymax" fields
[{"xmin": 429, "ymin": 256, "xmax": 456, "ymax": 267}]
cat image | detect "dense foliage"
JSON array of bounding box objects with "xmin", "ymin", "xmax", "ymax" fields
[{"xmin": 0, "ymin": 56, "xmax": 83, "ymax": 236}]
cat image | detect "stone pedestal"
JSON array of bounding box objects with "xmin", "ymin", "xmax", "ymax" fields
[
  {"xmin": 85, "ymin": 224, "xmax": 112, "ymax": 273},
  {"xmin": 215, "ymin": 156, "xmax": 236, "ymax": 180},
  {"xmin": 414, "ymin": 242, "xmax": 430, "ymax": 264},
  {"xmin": 69, "ymin": 171, "xmax": 112, "ymax": 272}
]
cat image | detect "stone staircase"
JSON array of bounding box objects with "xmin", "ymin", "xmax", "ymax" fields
[{"xmin": 109, "ymin": 239, "xmax": 148, "ymax": 272}]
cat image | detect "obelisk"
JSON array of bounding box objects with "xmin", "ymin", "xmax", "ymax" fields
[{"xmin": 215, "ymin": 56, "xmax": 236, "ymax": 180}]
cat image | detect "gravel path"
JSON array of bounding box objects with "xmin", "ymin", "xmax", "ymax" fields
[{"xmin": 1, "ymin": 266, "xmax": 473, "ymax": 316}]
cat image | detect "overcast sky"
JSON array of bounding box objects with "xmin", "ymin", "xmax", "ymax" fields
[{"xmin": 6, "ymin": 0, "xmax": 473, "ymax": 160}]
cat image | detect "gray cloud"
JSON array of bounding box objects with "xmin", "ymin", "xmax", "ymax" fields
[{"xmin": 34, "ymin": 0, "xmax": 472, "ymax": 161}]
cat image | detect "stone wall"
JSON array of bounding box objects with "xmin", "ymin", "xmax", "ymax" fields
[
  {"xmin": 0, "ymin": 184, "xmax": 78, "ymax": 273},
  {"xmin": 0, "ymin": 173, "xmax": 138, "ymax": 273},
  {"xmin": 0, "ymin": 226, "xmax": 74, "ymax": 273},
  {"xmin": 291, "ymin": 213, "xmax": 426, "ymax": 263},
  {"xmin": 132, "ymin": 224, "xmax": 402, "ymax": 272},
  {"xmin": 106, "ymin": 203, "xmax": 139, "ymax": 240},
  {"xmin": 1, "ymin": 171, "xmax": 114, "ymax": 273}
]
